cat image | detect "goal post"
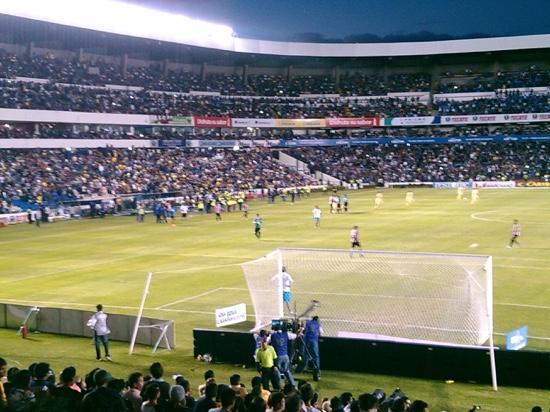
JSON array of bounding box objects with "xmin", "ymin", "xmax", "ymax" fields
[
  {"xmin": 241, "ymin": 248, "xmax": 497, "ymax": 389},
  {"xmin": 129, "ymin": 272, "xmax": 173, "ymax": 355}
]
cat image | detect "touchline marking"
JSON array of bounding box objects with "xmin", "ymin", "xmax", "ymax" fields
[
  {"xmin": 471, "ymin": 211, "xmax": 550, "ymax": 225},
  {"xmin": 155, "ymin": 288, "xmax": 221, "ymax": 309}
]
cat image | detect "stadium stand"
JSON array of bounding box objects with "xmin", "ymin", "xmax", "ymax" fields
[
  {"xmin": 1, "ymin": 123, "xmax": 548, "ymax": 140},
  {"xmin": 0, "ymin": 147, "xmax": 317, "ymax": 206},
  {"xmin": 287, "ymin": 141, "xmax": 548, "ymax": 184}
]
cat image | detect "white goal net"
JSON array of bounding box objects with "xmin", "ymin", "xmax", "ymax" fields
[{"xmin": 242, "ymin": 248, "xmax": 493, "ymax": 346}]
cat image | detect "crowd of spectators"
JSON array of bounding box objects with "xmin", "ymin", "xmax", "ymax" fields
[
  {"xmin": 0, "ymin": 356, "xmax": 438, "ymax": 412},
  {"xmin": 288, "ymin": 141, "xmax": 548, "ymax": 184},
  {"xmin": 2, "ymin": 50, "xmax": 550, "ymax": 97},
  {"xmin": 0, "ymin": 147, "xmax": 317, "ymax": 205},
  {"xmin": 338, "ymin": 74, "xmax": 431, "ymax": 96},
  {"xmin": 0, "ymin": 82, "xmax": 548, "ymax": 120},
  {"xmin": 435, "ymin": 91, "xmax": 549, "ymax": 115},
  {"xmin": 1, "ymin": 123, "xmax": 548, "ymax": 141},
  {"xmin": 2, "ymin": 51, "xmax": 431, "ymax": 96},
  {"xmin": 437, "ymin": 66, "xmax": 550, "ymax": 93},
  {"xmin": 0, "ymin": 80, "xmax": 429, "ymax": 118},
  {"xmin": 0, "ymin": 139, "xmax": 547, "ymax": 209}
]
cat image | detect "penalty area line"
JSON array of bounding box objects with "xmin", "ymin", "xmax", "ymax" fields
[
  {"xmin": 155, "ymin": 288, "xmax": 222, "ymax": 310},
  {"xmin": 153, "ymin": 262, "xmax": 242, "ymax": 275}
]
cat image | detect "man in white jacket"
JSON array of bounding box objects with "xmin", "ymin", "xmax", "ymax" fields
[{"xmin": 88, "ymin": 304, "xmax": 112, "ymax": 361}]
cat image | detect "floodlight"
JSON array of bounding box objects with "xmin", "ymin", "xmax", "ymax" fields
[{"xmin": 0, "ymin": 0, "xmax": 234, "ymax": 48}]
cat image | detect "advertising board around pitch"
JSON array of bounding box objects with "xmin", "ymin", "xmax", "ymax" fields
[{"xmin": 215, "ymin": 303, "xmax": 247, "ymax": 327}]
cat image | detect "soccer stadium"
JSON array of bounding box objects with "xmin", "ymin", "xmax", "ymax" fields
[{"xmin": 0, "ymin": 1, "xmax": 549, "ymax": 410}]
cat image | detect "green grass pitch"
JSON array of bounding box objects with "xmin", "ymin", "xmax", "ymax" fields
[{"xmin": 0, "ymin": 188, "xmax": 549, "ymax": 410}]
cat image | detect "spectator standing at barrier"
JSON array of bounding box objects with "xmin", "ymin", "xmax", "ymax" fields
[{"xmin": 87, "ymin": 304, "xmax": 112, "ymax": 361}]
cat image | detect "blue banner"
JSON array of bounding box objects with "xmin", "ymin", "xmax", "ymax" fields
[
  {"xmin": 276, "ymin": 134, "xmax": 550, "ymax": 148},
  {"xmin": 177, "ymin": 134, "xmax": 550, "ymax": 149},
  {"xmin": 158, "ymin": 139, "xmax": 186, "ymax": 147}
]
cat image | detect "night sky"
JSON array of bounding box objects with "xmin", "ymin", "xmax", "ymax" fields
[{"xmin": 125, "ymin": 0, "xmax": 550, "ymax": 42}]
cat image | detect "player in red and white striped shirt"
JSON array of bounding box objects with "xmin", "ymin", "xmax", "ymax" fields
[
  {"xmin": 350, "ymin": 226, "xmax": 364, "ymax": 257},
  {"xmin": 508, "ymin": 219, "xmax": 521, "ymax": 248}
]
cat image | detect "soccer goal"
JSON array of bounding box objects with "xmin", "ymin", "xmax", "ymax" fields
[{"xmin": 241, "ymin": 247, "xmax": 497, "ymax": 390}]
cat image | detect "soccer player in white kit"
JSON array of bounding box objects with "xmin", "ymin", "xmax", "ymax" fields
[
  {"xmin": 405, "ymin": 191, "xmax": 415, "ymax": 206},
  {"xmin": 272, "ymin": 267, "xmax": 294, "ymax": 314},
  {"xmin": 312, "ymin": 206, "xmax": 322, "ymax": 228}
]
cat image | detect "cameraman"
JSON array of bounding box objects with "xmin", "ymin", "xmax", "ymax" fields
[
  {"xmin": 268, "ymin": 322, "xmax": 297, "ymax": 387},
  {"xmin": 298, "ymin": 316, "xmax": 322, "ymax": 380}
]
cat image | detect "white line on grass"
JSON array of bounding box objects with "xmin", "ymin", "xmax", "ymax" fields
[
  {"xmin": 494, "ymin": 302, "xmax": 550, "ymax": 310},
  {"xmin": 155, "ymin": 288, "xmax": 221, "ymax": 309},
  {"xmin": 153, "ymin": 262, "xmax": 242, "ymax": 275},
  {"xmin": 220, "ymin": 288, "xmax": 550, "ymax": 310},
  {"xmin": 471, "ymin": 211, "xmax": 550, "ymax": 225},
  {"xmin": 494, "ymin": 264, "xmax": 549, "ymax": 271},
  {"xmin": 0, "ymin": 298, "xmax": 257, "ymax": 318},
  {"xmin": 493, "ymin": 332, "xmax": 550, "ymax": 341},
  {"xmin": 175, "ymin": 253, "xmax": 256, "ymax": 260}
]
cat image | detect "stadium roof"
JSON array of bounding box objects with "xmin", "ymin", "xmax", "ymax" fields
[{"xmin": 1, "ymin": 0, "xmax": 549, "ymax": 58}]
